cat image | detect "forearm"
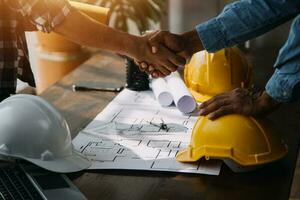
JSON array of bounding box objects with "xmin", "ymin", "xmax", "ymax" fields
[
  {"xmin": 196, "ymin": 0, "xmax": 300, "ymax": 52},
  {"xmin": 256, "ymin": 91, "xmax": 280, "ymax": 114},
  {"xmin": 54, "ymin": 9, "xmax": 139, "ymax": 58}
]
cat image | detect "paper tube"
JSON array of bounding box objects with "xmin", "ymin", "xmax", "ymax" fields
[
  {"xmin": 165, "ymin": 72, "xmax": 197, "ymax": 113},
  {"xmin": 150, "ymin": 78, "xmax": 174, "ymax": 107}
]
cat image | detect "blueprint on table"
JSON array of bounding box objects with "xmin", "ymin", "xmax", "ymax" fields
[{"xmin": 73, "ymin": 89, "xmax": 222, "ymax": 175}]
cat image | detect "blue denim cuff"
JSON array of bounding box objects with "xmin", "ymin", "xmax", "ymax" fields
[
  {"xmin": 266, "ymin": 69, "xmax": 300, "ymax": 103},
  {"xmin": 195, "ymin": 18, "xmax": 227, "ymax": 53}
]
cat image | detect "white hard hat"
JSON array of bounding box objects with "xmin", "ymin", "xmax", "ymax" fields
[{"xmin": 0, "ymin": 95, "xmax": 91, "ymax": 173}]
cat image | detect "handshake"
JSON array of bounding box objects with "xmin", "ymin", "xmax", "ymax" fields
[{"xmin": 133, "ymin": 30, "xmax": 203, "ymax": 78}]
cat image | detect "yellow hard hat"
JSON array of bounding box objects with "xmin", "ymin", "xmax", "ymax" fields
[
  {"xmin": 184, "ymin": 47, "xmax": 252, "ymax": 102},
  {"xmin": 176, "ymin": 115, "xmax": 288, "ymax": 172}
]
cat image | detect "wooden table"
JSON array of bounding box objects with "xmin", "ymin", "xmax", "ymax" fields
[{"xmin": 40, "ymin": 50, "xmax": 300, "ymax": 200}]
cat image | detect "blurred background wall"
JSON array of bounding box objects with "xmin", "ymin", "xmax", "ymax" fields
[{"xmin": 167, "ymin": 0, "xmax": 292, "ymax": 49}]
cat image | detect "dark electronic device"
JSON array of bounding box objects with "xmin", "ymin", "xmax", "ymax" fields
[{"xmin": 0, "ymin": 162, "xmax": 86, "ymax": 200}]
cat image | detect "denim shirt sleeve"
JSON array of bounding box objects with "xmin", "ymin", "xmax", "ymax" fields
[
  {"xmin": 266, "ymin": 15, "xmax": 300, "ymax": 103},
  {"xmin": 195, "ymin": 0, "xmax": 300, "ymax": 52}
]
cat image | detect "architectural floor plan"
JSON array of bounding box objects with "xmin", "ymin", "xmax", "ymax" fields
[{"xmin": 73, "ymin": 89, "xmax": 222, "ymax": 175}]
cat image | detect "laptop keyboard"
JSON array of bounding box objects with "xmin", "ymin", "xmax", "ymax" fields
[{"xmin": 0, "ymin": 166, "xmax": 44, "ymax": 200}]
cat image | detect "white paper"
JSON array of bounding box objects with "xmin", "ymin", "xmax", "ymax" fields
[
  {"xmin": 73, "ymin": 89, "xmax": 221, "ymax": 175},
  {"xmin": 165, "ymin": 72, "xmax": 197, "ymax": 114},
  {"xmin": 150, "ymin": 78, "xmax": 173, "ymax": 107}
]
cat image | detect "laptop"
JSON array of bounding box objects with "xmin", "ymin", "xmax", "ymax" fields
[{"xmin": 0, "ymin": 161, "xmax": 87, "ymax": 200}]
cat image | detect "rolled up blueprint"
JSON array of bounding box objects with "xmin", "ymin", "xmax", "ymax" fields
[
  {"xmin": 150, "ymin": 78, "xmax": 174, "ymax": 107},
  {"xmin": 165, "ymin": 72, "xmax": 197, "ymax": 114}
]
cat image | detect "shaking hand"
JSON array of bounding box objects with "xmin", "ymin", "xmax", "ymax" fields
[
  {"xmin": 138, "ymin": 30, "xmax": 203, "ymax": 78},
  {"xmin": 133, "ymin": 33, "xmax": 185, "ymax": 77}
]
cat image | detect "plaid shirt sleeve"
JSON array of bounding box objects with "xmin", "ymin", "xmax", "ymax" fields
[{"xmin": 4, "ymin": 0, "xmax": 72, "ymax": 33}]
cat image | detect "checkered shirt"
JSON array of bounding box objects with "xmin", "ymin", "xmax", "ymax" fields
[{"xmin": 0, "ymin": 0, "xmax": 72, "ymax": 100}]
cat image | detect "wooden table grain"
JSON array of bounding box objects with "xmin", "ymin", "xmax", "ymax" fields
[{"xmin": 40, "ymin": 50, "xmax": 300, "ymax": 200}]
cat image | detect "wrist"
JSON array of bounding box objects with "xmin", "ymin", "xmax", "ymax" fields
[
  {"xmin": 181, "ymin": 30, "xmax": 203, "ymax": 55},
  {"xmin": 257, "ymin": 91, "xmax": 280, "ymax": 112},
  {"xmin": 118, "ymin": 34, "xmax": 141, "ymax": 59}
]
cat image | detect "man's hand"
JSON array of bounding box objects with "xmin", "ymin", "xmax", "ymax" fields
[
  {"xmin": 199, "ymin": 88, "xmax": 280, "ymax": 120},
  {"xmin": 134, "ymin": 32, "xmax": 189, "ymax": 76},
  {"xmin": 133, "ymin": 34, "xmax": 186, "ymax": 76},
  {"xmin": 138, "ymin": 30, "xmax": 203, "ymax": 77},
  {"xmin": 149, "ymin": 30, "xmax": 203, "ymax": 59}
]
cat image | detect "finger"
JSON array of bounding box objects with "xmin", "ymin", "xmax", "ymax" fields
[
  {"xmin": 157, "ymin": 71, "xmax": 165, "ymax": 77},
  {"xmin": 134, "ymin": 60, "xmax": 141, "ymax": 66},
  {"xmin": 199, "ymin": 97, "xmax": 231, "ymax": 116},
  {"xmin": 208, "ymin": 105, "xmax": 234, "ymax": 120},
  {"xmin": 156, "ymin": 53, "xmax": 179, "ymax": 74},
  {"xmin": 199, "ymin": 94, "xmax": 228, "ymax": 109},
  {"xmin": 149, "ymin": 31, "xmax": 164, "ymax": 54},
  {"xmin": 158, "ymin": 45, "xmax": 185, "ymax": 68},
  {"xmin": 148, "ymin": 65, "xmax": 155, "ymax": 73},
  {"xmin": 135, "ymin": 60, "xmax": 143, "ymax": 71},
  {"xmin": 138, "ymin": 66, "xmax": 145, "ymax": 72},
  {"xmin": 144, "ymin": 67, "xmax": 154, "ymax": 75},
  {"xmin": 141, "ymin": 62, "xmax": 148, "ymax": 69},
  {"xmin": 163, "ymin": 60, "xmax": 178, "ymax": 74},
  {"xmin": 138, "ymin": 62, "xmax": 148, "ymax": 72},
  {"xmin": 152, "ymin": 46, "xmax": 158, "ymax": 54},
  {"xmin": 151, "ymin": 70, "xmax": 159, "ymax": 78},
  {"xmin": 151, "ymin": 70, "xmax": 164, "ymax": 78},
  {"xmin": 144, "ymin": 68, "xmax": 152, "ymax": 75},
  {"xmin": 154, "ymin": 62, "xmax": 172, "ymax": 76}
]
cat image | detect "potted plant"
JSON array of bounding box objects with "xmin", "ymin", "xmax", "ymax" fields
[{"xmin": 76, "ymin": 0, "xmax": 167, "ymax": 91}]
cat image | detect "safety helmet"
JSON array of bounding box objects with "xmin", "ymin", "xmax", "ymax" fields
[
  {"xmin": 176, "ymin": 115, "xmax": 288, "ymax": 172},
  {"xmin": 0, "ymin": 95, "xmax": 91, "ymax": 173},
  {"xmin": 184, "ymin": 47, "xmax": 252, "ymax": 102}
]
